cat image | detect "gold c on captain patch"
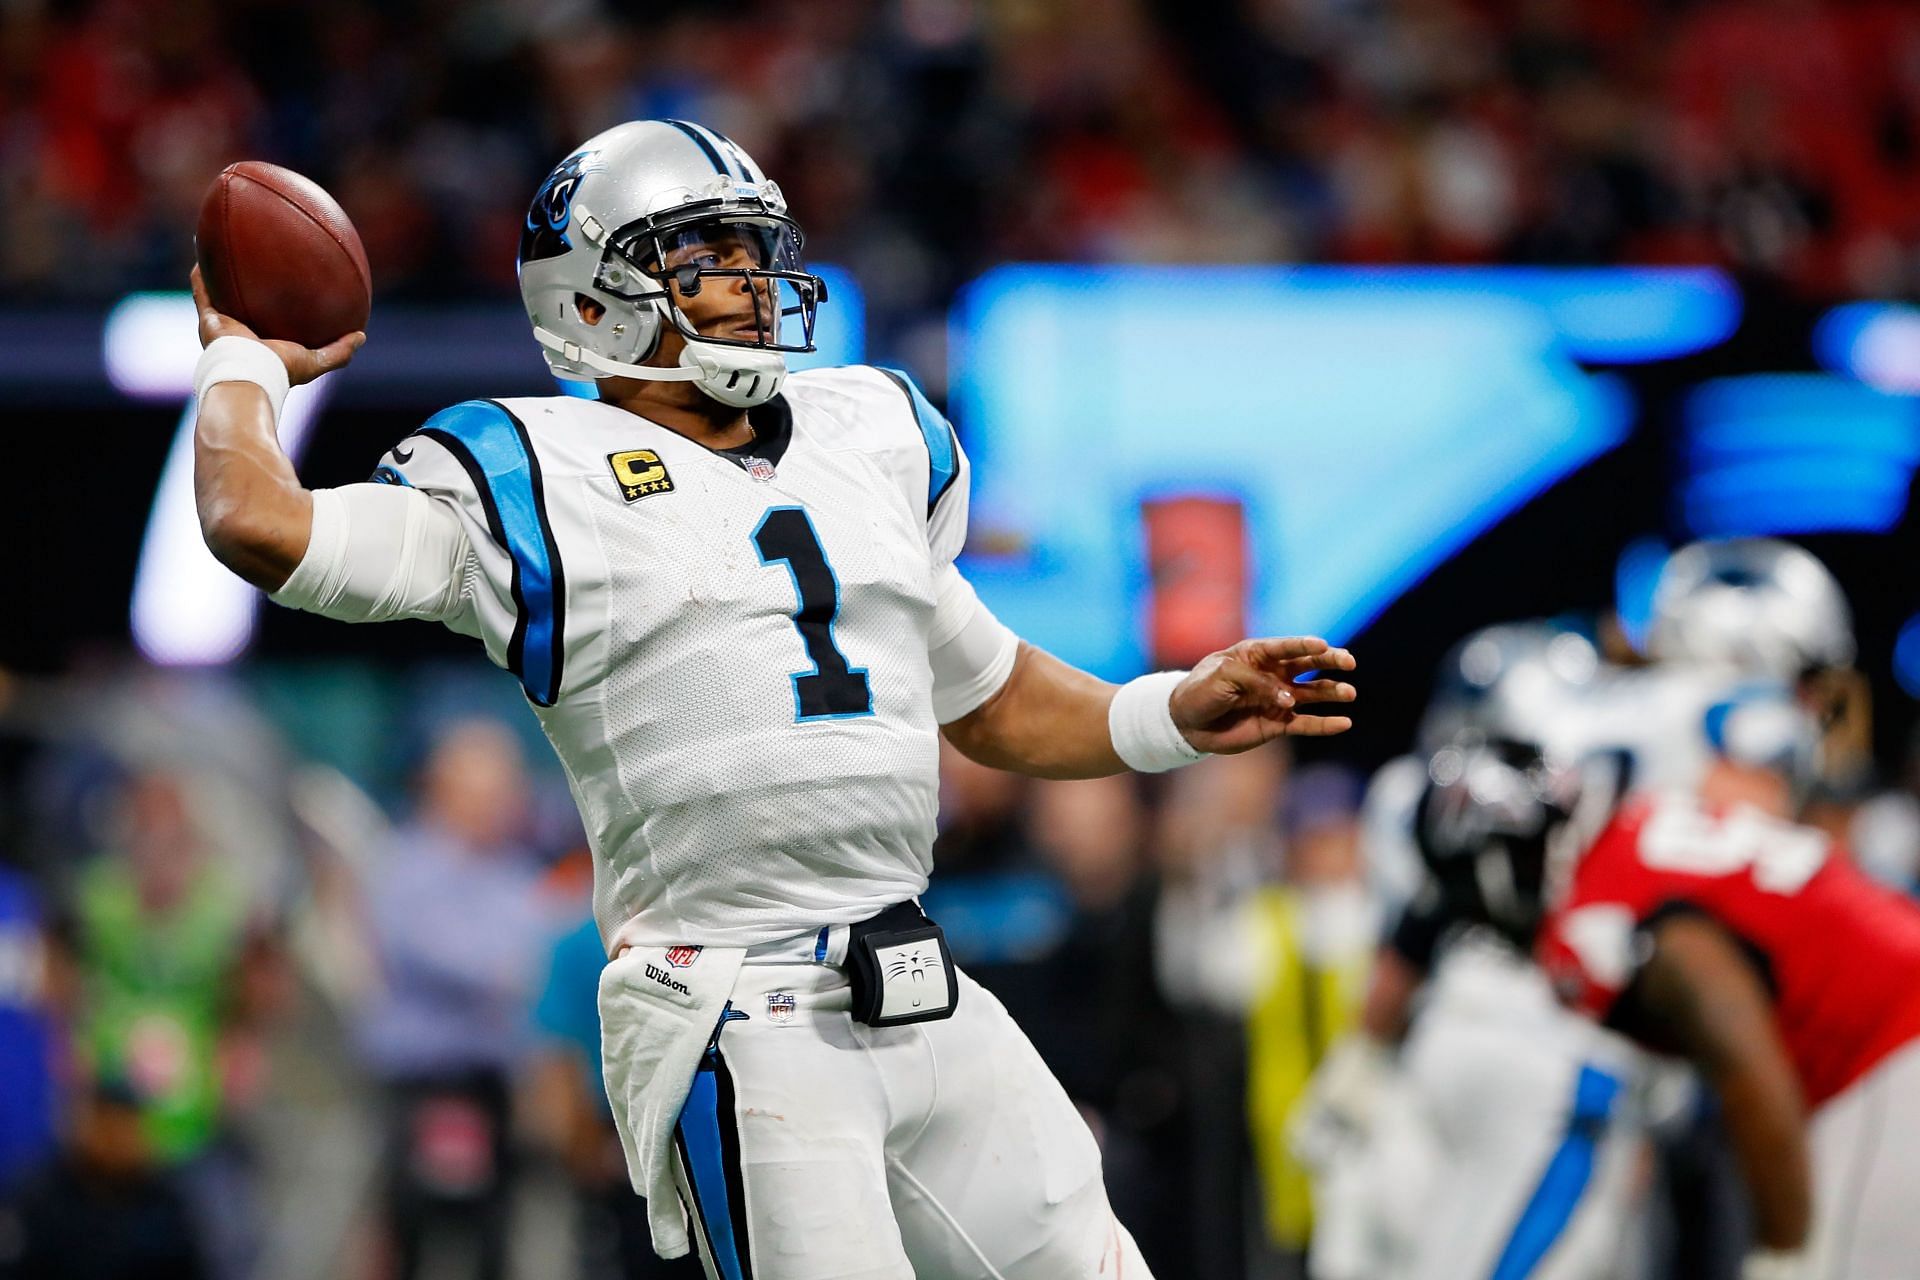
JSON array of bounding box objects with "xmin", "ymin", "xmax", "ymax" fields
[{"xmin": 608, "ymin": 448, "xmax": 674, "ymax": 502}]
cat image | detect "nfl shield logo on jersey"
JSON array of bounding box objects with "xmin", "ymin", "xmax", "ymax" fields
[
  {"xmin": 766, "ymin": 991, "xmax": 797, "ymax": 1025},
  {"xmin": 664, "ymin": 945, "xmax": 702, "ymax": 969},
  {"xmin": 743, "ymin": 455, "xmax": 777, "ymax": 482}
]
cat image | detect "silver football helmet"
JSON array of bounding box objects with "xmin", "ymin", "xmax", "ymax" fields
[
  {"xmin": 516, "ymin": 119, "xmax": 826, "ymax": 408},
  {"xmin": 1417, "ymin": 620, "xmax": 1603, "ymax": 755},
  {"xmin": 1646, "ymin": 539, "xmax": 1855, "ymax": 679}
]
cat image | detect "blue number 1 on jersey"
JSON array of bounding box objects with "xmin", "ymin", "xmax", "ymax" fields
[{"xmin": 752, "ymin": 507, "xmax": 874, "ymax": 721}]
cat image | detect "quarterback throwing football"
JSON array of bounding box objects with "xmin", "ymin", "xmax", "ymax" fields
[{"xmin": 187, "ymin": 119, "xmax": 1357, "ymax": 1278}]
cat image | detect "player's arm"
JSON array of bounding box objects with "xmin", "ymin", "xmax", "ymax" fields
[
  {"xmin": 190, "ymin": 266, "xmax": 362, "ymax": 589},
  {"xmin": 1627, "ymin": 912, "xmax": 1812, "ymax": 1254},
  {"xmin": 931, "ymin": 566, "xmax": 1356, "ymax": 779},
  {"xmin": 191, "ymin": 268, "xmax": 473, "ymax": 628}
]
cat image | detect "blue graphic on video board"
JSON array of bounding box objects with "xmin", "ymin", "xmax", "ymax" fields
[
  {"xmin": 1814, "ymin": 302, "xmax": 1920, "ymax": 395},
  {"xmin": 947, "ymin": 266, "xmax": 1690, "ymax": 678},
  {"xmin": 1681, "ymin": 375, "xmax": 1920, "ymax": 537}
]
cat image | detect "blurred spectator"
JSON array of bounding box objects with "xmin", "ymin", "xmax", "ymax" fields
[
  {"xmin": 2, "ymin": 1079, "xmax": 208, "ymax": 1280},
  {"xmin": 353, "ymin": 717, "xmax": 557, "ymax": 1280},
  {"xmin": 1249, "ymin": 763, "xmax": 1378, "ymax": 1262},
  {"xmin": 1017, "ymin": 772, "xmax": 1239, "ymax": 1276},
  {"xmin": 70, "ymin": 768, "xmax": 276, "ymax": 1280},
  {"xmin": 1151, "ymin": 752, "xmax": 1379, "ymax": 1269}
]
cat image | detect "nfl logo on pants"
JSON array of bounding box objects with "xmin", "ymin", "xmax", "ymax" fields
[
  {"xmin": 767, "ymin": 992, "xmax": 797, "ymax": 1025},
  {"xmin": 664, "ymin": 945, "xmax": 702, "ymax": 968}
]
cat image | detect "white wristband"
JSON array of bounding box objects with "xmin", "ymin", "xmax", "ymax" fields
[
  {"xmin": 1741, "ymin": 1249, "xmax": 1808, "ymax": 1280},
  {"xmin": 1108, "ymin": 670, "xmax": 1206, "ymax": 773},
  {"xmin": 194, "ymin": 335, "xmax": 291, "ymax": 423}
]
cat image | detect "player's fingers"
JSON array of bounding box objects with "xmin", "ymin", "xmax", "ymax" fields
[
  {"xmin": 1240, "ymin": 636, "xmax": 1330, "ymax": 664},
  {"xmin": 1213, "ymin": 656, "xmax": 1295, "ymax": 710},
  {"xmin": 1278, "ymin": 713, "xmax": 1353, "ymax": 737},
  {"xmin": 1244, "ymin": 638, "xmax": 1357, "ymax": 674},
  {"xmin": 295, "ymin": 332, "xmax": 366, "ymax": 383},
  {"xmin": 318, "ymin": 331, "xmax": 367, "ymax": 367},
  {"xmin": 1275, "ymin": 650, "xmax": 1356, "ymax": 680},
  {"xmin": 1287, "ymin": 678, "xmax": 1357, "ymax": 704},
  {"xmin": 191, "ymin": 265, "xmax": 223, "ymax": 345}
]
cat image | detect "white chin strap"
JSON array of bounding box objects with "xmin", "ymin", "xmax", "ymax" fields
[{"xmin": 532, "ymin": 325, "xmax": 787, "ymax": 408}]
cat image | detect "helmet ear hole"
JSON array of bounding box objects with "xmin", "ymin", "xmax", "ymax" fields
[{"xmin": 574, "ymin": 293, "xmax": 607, "ymax": 326}]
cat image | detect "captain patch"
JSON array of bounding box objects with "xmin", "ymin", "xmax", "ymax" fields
[{"xmin": 609, "ymin": 449, "xmax": 674, "ymax": 502}]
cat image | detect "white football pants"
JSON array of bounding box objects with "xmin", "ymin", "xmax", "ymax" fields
[
  {"xmin": 667, "ymin": 956, "xmax": 1152, "ymax": 1280},
  {"xmin": 1807, "ymin": 1032, "xmax": 1920, "ymax": 1280}
]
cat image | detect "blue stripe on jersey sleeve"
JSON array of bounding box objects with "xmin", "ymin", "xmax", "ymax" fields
[
  {"xmin": 417, "ymin": 400, "xmax": 567, "ymax": 706},
  {"xmin": 877, "ymin": 367, "xmax": 959, "ymax": 515}
]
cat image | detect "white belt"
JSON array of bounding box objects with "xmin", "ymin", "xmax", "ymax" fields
[{"xmin": 743, "ymin": 923, "xmax": 850, "ymax": 966}]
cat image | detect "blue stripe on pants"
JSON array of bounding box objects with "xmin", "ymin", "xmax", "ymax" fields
[
  {"xmin": 1489, "ymin": 1063, "xmax": 1622, "ymax": 1280},
  {"xmin": 677, "ymin": 1054, "xmax": 747, "ymax": 1280}
]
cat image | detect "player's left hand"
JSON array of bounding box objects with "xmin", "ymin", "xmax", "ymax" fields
[{"xmin": 1171, "ymin": 636, "xmax": 1356, "ymax": 754}]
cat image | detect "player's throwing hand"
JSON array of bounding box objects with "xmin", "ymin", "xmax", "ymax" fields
[
  {"xmin": 1171, "ymin": 636, "xmax": 1357, "ymax": 752},
  {"xmin": 191, "ymin": 265, "xmax": 364, "ymax": 387}
]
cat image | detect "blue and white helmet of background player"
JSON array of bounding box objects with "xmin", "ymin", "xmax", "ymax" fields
[
  {"xmin": 516, "ymin": 119, "xmax": 827, "ymax": 408},
  {"xmin": 1646, "ymin": 538, "xmax": 1855, "ymax": 681},
  {"xmin": 1416, "ymin": 619, "xmax": 1605, "ymax": 757}
]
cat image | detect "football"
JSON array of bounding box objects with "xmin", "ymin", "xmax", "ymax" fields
[{"xmin": 195, "ymin": 161, "xmax": 371, "ymax": 349}]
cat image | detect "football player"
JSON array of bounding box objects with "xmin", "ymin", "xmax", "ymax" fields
[
  {"xmin": 185, "ymin": 119, "xmax": 1358, "ymax": 1278},
  {"xmin": 1302, "ymin": 544, "xmax": 1863, "ymax": 1280},
  {"xmin": 1418, "ymin": 725, "xmax": 1920, "ymax": 1280},
  {"xmin": 1298, "ymin": 625, "xmax": 1647, "ymax": 1280}
]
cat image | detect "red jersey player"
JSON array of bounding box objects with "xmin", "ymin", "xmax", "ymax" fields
[{"xmin": 1417, "ymin": 736, "xmax": 1920, "ymax": 1280}]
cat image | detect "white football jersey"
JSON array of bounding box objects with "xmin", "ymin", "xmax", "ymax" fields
[
  {"xmin": 367, "ymin": 366, "xmax": 970, "ymax": 949},
  {"xmin": 1555, "ymin": 660, "xmax": 1762, "ymax": 794}
]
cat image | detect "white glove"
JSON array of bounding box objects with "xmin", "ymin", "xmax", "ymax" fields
[
  {"xmin": 1290, "ymin": 1034, "xmax": 1392, "ymax": 1171},
  {"xmin": 1742, "ymin": 1248, "xmax": 1809, "ymax": 1280}
]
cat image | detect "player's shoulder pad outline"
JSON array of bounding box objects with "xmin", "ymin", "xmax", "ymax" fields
[
  {"xmin": 413, "ymin": 398, "xmax": 569, "ymax": 707},
  {"xmin": 873, "ymin": 367, "xmax": 960, "ymax": 517}
]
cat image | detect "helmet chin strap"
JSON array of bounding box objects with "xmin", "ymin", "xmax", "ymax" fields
[
  {"xmin": 531, "ymin": 324, "xmax": 786, "ymax": 408},
  {"xmin": 532, "ymin": 325, "xmax": 703, "ymax": 381}
]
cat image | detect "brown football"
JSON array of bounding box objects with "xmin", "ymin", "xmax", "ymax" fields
[{"xmin": 195, "ymin": 161, "xmax": 371, "ymax": 348}]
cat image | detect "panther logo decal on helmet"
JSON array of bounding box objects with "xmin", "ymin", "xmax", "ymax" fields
[{"xmin": 520, "ymin": 149, "xmax": 602, "ymax": 266}]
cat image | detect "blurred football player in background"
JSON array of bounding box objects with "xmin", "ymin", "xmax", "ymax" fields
[
  {"xmin": 1297, "ymin": 627, "xmax": 1647, "ymax": 1280},
  {"xmin": 1419, "ymin": 721, "xmax": 1920, "ymax": 1280},
  {"xmin": 186, "ymin": 118, "xmax": 1358, "ymax": 1279},
  {"xmin": 1299, "ymin": 538, "xmax": 1868, "ymax": 1280}
]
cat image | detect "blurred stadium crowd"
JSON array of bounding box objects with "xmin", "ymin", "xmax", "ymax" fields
[
  {"xmin": 0, "ymin": 665, "xmax": 1397, "ymax": 1280},
  {"xmin": 9, "ymin": 0, "xmax": 1920, "ymax": 345}
]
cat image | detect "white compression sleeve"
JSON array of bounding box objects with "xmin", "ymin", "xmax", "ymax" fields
[
  {"xmin": 928, "ymin": 562, "xmax": 1019, "ymax": 724},
  {"xmin": 270, "ymin": 483, "xmax": 471, "ymax": 624}
]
